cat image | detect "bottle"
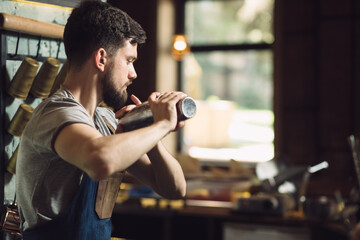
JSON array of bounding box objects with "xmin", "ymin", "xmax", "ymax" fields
[{"xmin": 119, "ymin": 97, "xmax": 196, "ymax": 132}]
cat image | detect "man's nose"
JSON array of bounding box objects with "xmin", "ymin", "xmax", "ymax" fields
[{"xmin": 129, "ymin": 65, "xmax": 137, "ymax": 80}]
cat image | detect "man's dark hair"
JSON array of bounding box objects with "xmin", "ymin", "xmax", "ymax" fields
[{"xmin": 63, "ymin": 0, "xmax": 146, "ymax": 68}]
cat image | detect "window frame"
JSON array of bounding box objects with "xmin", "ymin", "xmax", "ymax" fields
[{"xmin": 177, "ymin": 0, "xmax": 274, "ymax": 160}]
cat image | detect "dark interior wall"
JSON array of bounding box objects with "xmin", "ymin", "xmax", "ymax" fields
[
  {"xmin": 107, "ymin": 0, "xmax": 158, "ymax": 103},
  {"xmin": 274, "ymin": 0, "xmax": 360, "ymax": 195},
  {"xmin": 107, "ymin": 0, "xmax": 360, "ymax": 196}
]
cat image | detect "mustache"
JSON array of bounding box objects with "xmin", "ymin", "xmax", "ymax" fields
[{"xmin": 126, "ymin": 80, "xmax": 133, "ymax": 87}]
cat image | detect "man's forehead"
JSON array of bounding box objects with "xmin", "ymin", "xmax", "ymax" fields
[{"xmin": 117, "ymin": 40, "xmax": 137, "ymax": 55}]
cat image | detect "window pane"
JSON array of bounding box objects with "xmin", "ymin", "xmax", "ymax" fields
[
  {"xmin": 185, "ymin": 0, "xmax": 274, "ymax": 45},
  {"xmin": 183, "ymin": 50, "xmax": 274, "ymax": 162}
]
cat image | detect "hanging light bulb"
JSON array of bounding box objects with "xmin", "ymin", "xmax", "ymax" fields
[{"xmin": 171, "ymin": 34, "xmax": 190, "ymax": 61}]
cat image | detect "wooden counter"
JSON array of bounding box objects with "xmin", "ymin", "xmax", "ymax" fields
[{"xmin": 111, "ymin": 202, "xmax": 348, "ymax": 240}]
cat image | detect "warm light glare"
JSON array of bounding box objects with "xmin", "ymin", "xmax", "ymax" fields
[
  {"xmin": 174, "ymin": 39, "xmax": 187, "ymax": 51},
  {"xmin": 188, "ymin": 145, "xmax": 274, "ymax": 163},
  {"xmin": 171, "ymin": 34, "xmax": 190, "ymax": 60}
]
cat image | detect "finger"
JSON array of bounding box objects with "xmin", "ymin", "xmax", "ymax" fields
[
  {"xmin": 156, "ymin": 94, "xmax": 164, "ymax": 100},
  {"xmin": 148, "ymin": 92, "xmax": 161, "ymax": 102},
  {"xmin": 160, "ymin": 92, "xmax": 187, "ymax": 104},
  {"xmin": 160, "ymin": 91, "xmax": 186, "ymax": 101},
  {"xmin": 115, "ymin": 124, "xmax": 124, "ymax": 134},
  {"xmin": 115, "ymin": 104, "xmax": 136, "ymax": 119},
  {"xmin": 157, "ymin": 91, "xmax": 174, "ymax": 100},
  {"xmin": 131, "ymin": 94, "xmax": 142, "ymax": 105},
  {"xmin": 174, "ymin": 121, "xmax": 185, "ymax": 131},
  {"xmin": 115, "ymin": 106, "xmax": 129, "ymax": 119}
]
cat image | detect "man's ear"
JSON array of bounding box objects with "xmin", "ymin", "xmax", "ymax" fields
[{"xmin": 94, "ymin": 48, "xmax": 107, "ymax": 72}]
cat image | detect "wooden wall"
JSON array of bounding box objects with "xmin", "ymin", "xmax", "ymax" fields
[
  {"xmin": 274, "ymin": 0, "xmax": 360, "ymax": 195},
  {"xmin": 108, "ymin": 0, "xmax": 360, "ymax": 196}
]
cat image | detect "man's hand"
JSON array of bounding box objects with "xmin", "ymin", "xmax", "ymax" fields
[
  {"xmin": 115, "ymin": 91, "xmax": 186, "ymax": 134},
  {"xmin": 114, "ymin": 94, "xmax": 142, "ymax": 133},
  {"xmin": 148, "ymin": 91, "xmax": 186, "ymax": 132}
]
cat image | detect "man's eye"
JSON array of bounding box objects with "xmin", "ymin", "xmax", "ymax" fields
[{"xmin": 128, "ymin": 58, "xmax": 136, "ymax": 64}]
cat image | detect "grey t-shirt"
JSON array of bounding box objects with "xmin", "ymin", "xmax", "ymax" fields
[{"xmin": 15, "ymin": 87, "xmax": 117, "ymax": 231}]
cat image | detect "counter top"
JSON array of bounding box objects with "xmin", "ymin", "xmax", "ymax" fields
[{"xmin": 112, "ymin": 201, "xmax": 349, "ymax": 240}]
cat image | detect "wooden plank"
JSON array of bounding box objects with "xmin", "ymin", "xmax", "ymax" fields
[
  {"xmin": 282, "ymin": 0, "xmax": 316, "ymax": 33},
  {"xmin": 319, "ymin": 0, "xmax": 352, "ymax": 17},
  {"xmin": 355, "ymin": 20, "xmax": 360, "ymax": 137},
  {"xmin": 318, "ymin": 19, "xmax": 352, "ymax": 151},
  {"xmin": 282, "ymin": 111, "xmax": 318, "ymax": 165},
  {"xmin": 0, "ymin": 32, "xmax": 7, "ymax": 225},
  {"xmin": 0, "ymin": 13, "xmax": 64, "ymax": 39},
  {"xmin": 281, "ymin": 35, "xmax": 316, "ymax": 109}
]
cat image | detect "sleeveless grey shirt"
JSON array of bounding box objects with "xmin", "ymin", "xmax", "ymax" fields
[{"xmin": 16, "ymin": 86, "xmax": 117, "ymax": 231}]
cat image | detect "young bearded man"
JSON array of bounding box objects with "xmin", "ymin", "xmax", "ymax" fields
[{"xmin": 16, "ymin": 1, "xmax": 186, "ymax": 239}]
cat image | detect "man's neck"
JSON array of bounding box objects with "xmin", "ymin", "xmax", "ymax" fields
[{"xmin": 62, "ymin": 65, "xmax": 102, "ymax": 118}]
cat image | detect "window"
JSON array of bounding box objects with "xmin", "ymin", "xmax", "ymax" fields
[{"xmin": 181, "ymin": 0, "xmax": 274, "ymax": 163}]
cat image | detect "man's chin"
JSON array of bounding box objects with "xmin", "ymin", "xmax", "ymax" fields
[{"xmin": 104, "ymin": 95, "xmax": 128, "ymax": 112}]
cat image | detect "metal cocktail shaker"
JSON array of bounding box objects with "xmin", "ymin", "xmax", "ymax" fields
[{"xmin": 119, "ymin": 97, "xmax": 196, "ymax": 132}]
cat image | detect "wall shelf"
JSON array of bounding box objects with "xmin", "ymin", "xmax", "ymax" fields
[{"xmin": 0, "ymin": 13, "xmax": 66, "ymax": 238}]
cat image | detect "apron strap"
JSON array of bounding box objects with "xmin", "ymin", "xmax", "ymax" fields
[
  {"xmin": 101, "ymin": 116, "xmax": 116, "ymax": 134},
  {"xmin": 95, "ymin": 116, "xmax": 124, "ymax": 219}
]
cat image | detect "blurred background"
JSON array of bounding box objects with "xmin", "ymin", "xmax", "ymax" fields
[{"xmin": 1, "ymin": 0, "xmax": 360, "ymax": 239}]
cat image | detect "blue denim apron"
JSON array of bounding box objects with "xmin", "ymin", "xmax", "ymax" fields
[{"xmin": 21, "ymin": 173, "xmax": 112, "ymax": 240}]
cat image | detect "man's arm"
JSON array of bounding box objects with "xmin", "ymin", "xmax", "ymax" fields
[
  {"xmin": 54, "ymin": 91, "xmax": 187, "ymax": 198},
  {"xmin": 115, "ymin": 92, "xmax": 186, "ymax": 199},
  {"xmin": 54, "ymin": 119, "xmax": 169, "ymax": 181},
  {"xmin": 127, "ymin": 142, "xmax": 186, "ymax": 199}
]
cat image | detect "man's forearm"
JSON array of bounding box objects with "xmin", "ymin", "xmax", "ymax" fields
[{"xmin": 146, "ymin": 142, "xmax": 187, "ymax": 199}]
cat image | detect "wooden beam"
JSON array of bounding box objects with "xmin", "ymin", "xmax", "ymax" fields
[{"xmin": 0, "ymin": 12, "xmax": 64, "ymax": 39}]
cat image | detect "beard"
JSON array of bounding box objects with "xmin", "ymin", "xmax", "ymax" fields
[{"xmin": 101, "ymin": 68, "xmax": 128, "ymax": 112}]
